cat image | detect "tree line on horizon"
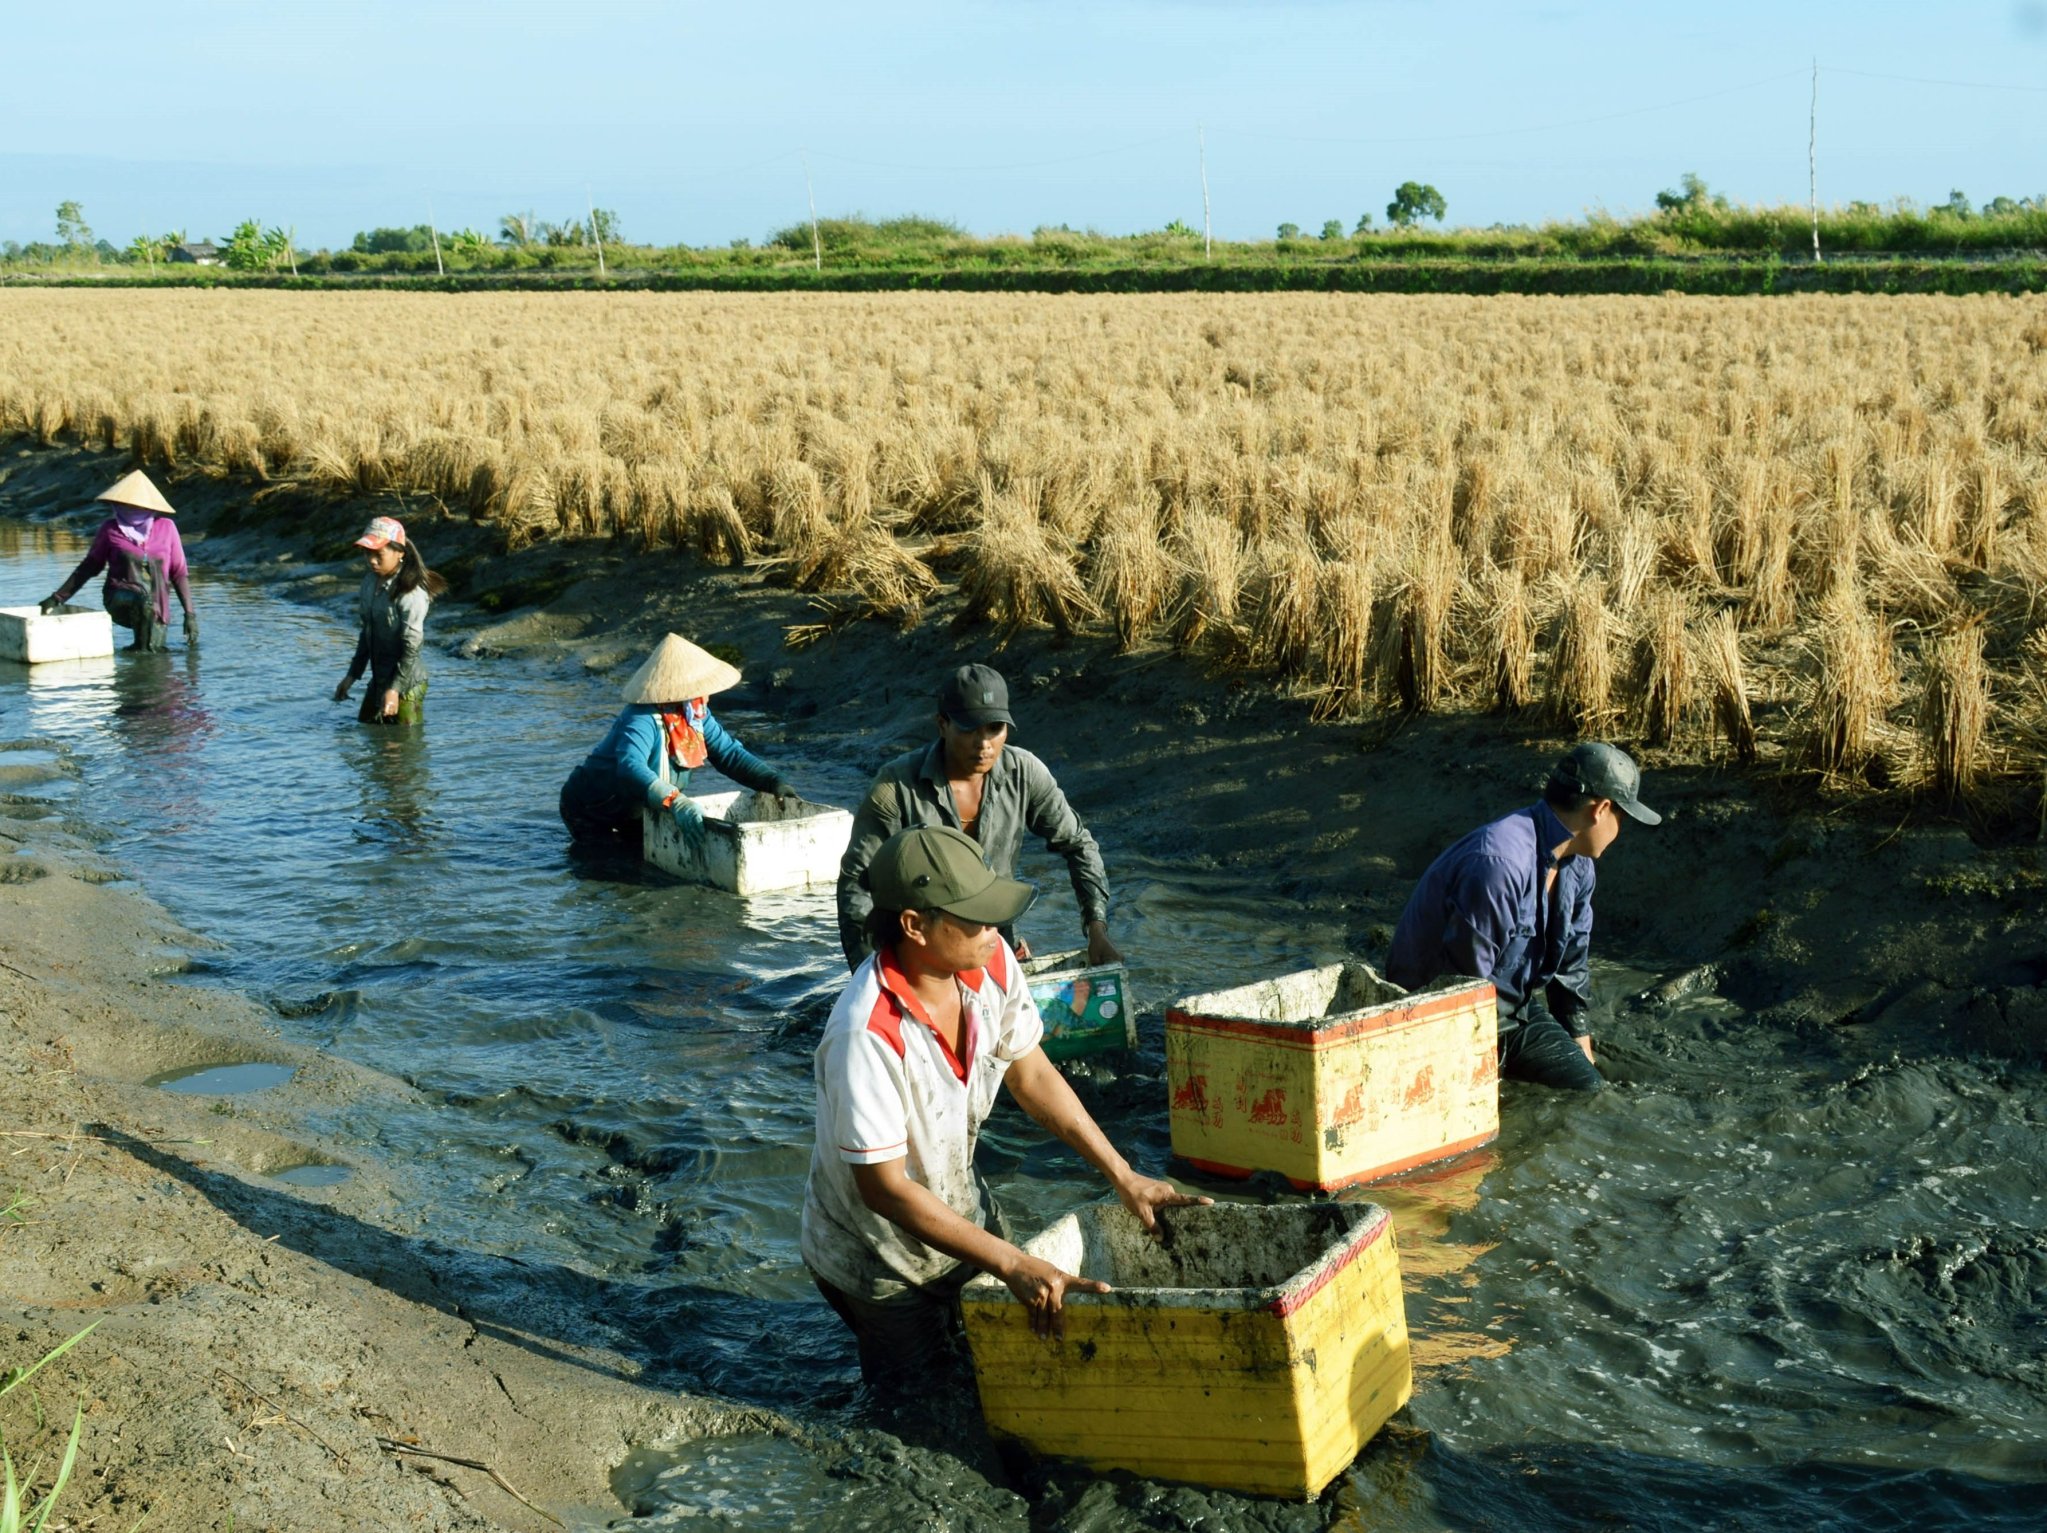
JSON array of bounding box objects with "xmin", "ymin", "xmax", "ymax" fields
[{"xmin": 7, "ymin": 175, "xmax": 2047, "ymax": 273}]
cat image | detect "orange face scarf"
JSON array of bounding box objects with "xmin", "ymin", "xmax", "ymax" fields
[{"xmin": 659, "ymin": 698, "xmax": 709, "ymax": 771}]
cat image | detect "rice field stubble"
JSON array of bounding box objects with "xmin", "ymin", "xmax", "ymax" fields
[{"xmin": 5, "ymin": 289, "xmax": 2046, "ymax": 816}]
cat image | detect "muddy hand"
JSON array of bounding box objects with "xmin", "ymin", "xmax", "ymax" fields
[
  {"xmin": 332, "ymin": 680, "xmax": 352, "ymax": 703},
  {"xmin": 770, "ymin": 778, "xmax": 800, "ymax": 805},
  {"xmin": 1115, "ymin": 1173, "xmax": 1211, "ymax": 1236},
  {"xmin": 380, "ymin": 688, "xmax": 400, "ymax": 720},
  {"xmin": 1004, "ymin": 1254, "xmax": 1111, "ymax": 1340},
  {"xmin": 1084, "ymin": 923, "xmax": 1123, "ymax": 967}
]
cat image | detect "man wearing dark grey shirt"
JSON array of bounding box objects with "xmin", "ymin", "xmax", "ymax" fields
[
  {"xmin": 1385, "ymin": 742, "xmax": 1659, "ymax": 1092},
  {"xmin": 836, "ymin": 665, "xmax": 1121, "ymax": 972}
]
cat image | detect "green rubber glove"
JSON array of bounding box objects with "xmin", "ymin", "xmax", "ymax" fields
[{"xmin": 670, "ymin": 795, "xmax": 705, "ymax": 844}]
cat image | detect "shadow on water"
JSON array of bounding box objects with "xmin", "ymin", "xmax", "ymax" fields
[{"xmin": 89, "ymin": 1124, "xmax": 851, "ymax": 1408}]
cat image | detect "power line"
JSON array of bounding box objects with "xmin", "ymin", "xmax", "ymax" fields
[
  {"xmin": 1218, "ymin": 70, "xmax": 1811, "ymax": 148},
  {"xmin": 805, "ymin": 133, "xmax": 1182, "ymax": 175},
  {"xmin": 1827, "ymin": 66, "xmax": 2047, "ymax": 95}
]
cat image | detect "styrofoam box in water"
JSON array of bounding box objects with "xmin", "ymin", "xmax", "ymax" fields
[
  {"xmin": 0, "ymin": 605, "xmax": 115, "ymax": 663},
  {"xmin": 1166, "ymin": 962, "xmax": 1499, "ymax": 1191},
  {"xmin": 962, "ymin": 1201, "xmax": 1411, "ymax": 1499},
  {"xmin": 643, "ymin": 790, "xmax": 854, "ymax": 895}
]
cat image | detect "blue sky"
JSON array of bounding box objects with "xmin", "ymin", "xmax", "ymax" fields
[{"xmin": 4, "ymin": 1, "xmax": 2044, "ymax": 249}]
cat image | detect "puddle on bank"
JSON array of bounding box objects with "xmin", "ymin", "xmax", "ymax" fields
[
  {"xmin": 613, "ymin": 1435, "xmax": 844, "ymax": 1528},
  {"xmin": 151, "ymin": 1061, "xmax": 297, "ymax": 1095},
  {"xmin": 271, "ymin": 1161, "xmax": 351, "ymax": 1188}
]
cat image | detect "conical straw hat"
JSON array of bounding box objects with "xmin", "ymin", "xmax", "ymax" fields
[
  {"xmin": 94, "ymin": 469, "xmax": 176, "ymax": 516},
  {"xmin": 620, "ymin": 633, "xmax": 742, "ymax": 704}
]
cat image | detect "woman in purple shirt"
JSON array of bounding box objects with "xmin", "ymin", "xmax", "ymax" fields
[{"xmin": 41, "ymin": 471, "xmax": 198, "ymax": 652}]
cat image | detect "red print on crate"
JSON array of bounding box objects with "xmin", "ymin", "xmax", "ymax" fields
[
  {"xmin": 1172, "ymin": 1074, "xmax": 1209, "ymax": 1115},
  {"xmin": 1402, "ymin": 1066, "xmax": 1436, "ymax": 1108},
  {"xmin": 1333, "ymin": 1081, "xmax": 1366, "ymax": 1125},
  {"xmin": 1249, "ymin": 1086, "xmax": 1289, "ymax": 1125}
]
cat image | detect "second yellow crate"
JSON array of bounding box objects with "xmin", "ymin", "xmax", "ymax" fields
[{"xmin": 1165, "ymin": 962, "xmax": 1498, "ymax": 1191}]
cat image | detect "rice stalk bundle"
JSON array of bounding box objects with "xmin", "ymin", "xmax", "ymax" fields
[
  {"xmin": 1306, "ymin": 549, "xmax": 1374, "ymax": 712},
  {"xmin": 1248, "ymin": 527, "xmax": 1324, "ymax": 678},
  {"xmin": 1088, "ymin": 493, "xmax": 1175, "ymax": 653},
  {"xmin": 1629, "ymin": 585, "xmax": 1696, "ymax": 746},
  {"xmin": 1544, "ymin": 575, "xmax": 1616, "ymax": 733},
  {"xmin": 631, "ymin": 463, "xmax": 691, "ymax": 548},
  {"xmin": 1921, "ymin": 616, "xmax": 1988, "ymax": 806},
  {"xmin": 685, "ymin": 483, "xmax": 755, "ymax": 565},
  {"xmin": 1742, "ymin": 506, "xmax": 1797, "ymax": 632},
  {"xmin": 1801, "ymin": 586, "xmax": 1895, "ymax": 780},
  {"xmin": 959, "ymin": 474, "xmax": 1097, "ymax": 638},
  {"xmin": 1913, "ymin": 453, "xmax": 1961, "ymax": 556},
  {"xmin": 1390, "ymin": 530, "xmax": 1457, "ymax": 712},
  {"xmin": 1703, "ymin": 611, "xmax": 1759, "ymax": 764},
  {"xmin": 1960, "ymin": 455, "xmax": 2005, "ymax": 571},
  {"xmin": 1479, "ymin": 564, "xmax": 1536, "ymax": 712},
  {"xmin": 1169, "ymin": 509, "xmax": 1246, "ymax": 653}
]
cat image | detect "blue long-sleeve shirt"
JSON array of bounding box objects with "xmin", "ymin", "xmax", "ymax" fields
[
  {"xmin": 1384, "ymin": 801, "xmax": 1596, "ymax": 1037},
  {"xmin": 559, "ymin": 703, "xmax": 779, "ymax": 837}
]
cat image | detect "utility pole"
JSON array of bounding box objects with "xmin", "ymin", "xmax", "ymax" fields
[
  {"xmin": 802, "ymin": 152, "xmax": 822, "ymax": 272},
  {"xmin": 1809, "ymin": 59, "xmax": 1822, "ymax": 264},
  {"xmin": 1198, "ymin": 124, "xmax": 1212, "ymax": 259},
  {"xmin": 587, "ymin": 184, "xmax": 606, "ymax": 276},
  {"xmin": 427, "ymin": 196, "xmax": 444, "ymax": 277}
]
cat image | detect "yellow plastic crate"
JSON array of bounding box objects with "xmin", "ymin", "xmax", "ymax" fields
[
  {"xmin": 1166, "ymin": 963, "xmax": 1498, "ymax": 1191},
  {"xmin": 961, "ymin": 1201, "xmax": 1411, "ymax": 1499}
]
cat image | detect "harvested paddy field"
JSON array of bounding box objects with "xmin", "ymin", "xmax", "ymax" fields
[{"xmin": 5, "ymin": 289, "xmax": 2047, "ymax": 816}]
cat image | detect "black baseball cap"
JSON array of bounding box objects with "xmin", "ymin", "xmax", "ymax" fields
[
  {"xmin": 1549, "ymin": 742, "xmax": 1660, "ymax": 825},
  {"xmin": 869, "ymin": 826, "xmax": 1036, "ymax": 925},
  {"xmin": 939, "ymin": 663, "xmax": 1013, "ymax": 728}
]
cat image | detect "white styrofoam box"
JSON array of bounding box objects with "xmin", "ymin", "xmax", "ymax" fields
[
  {"xmin": 0, "ymin": 604, "xmax": 117, "ymax": 664},
  {"xmin": 643, "ymin": 789, "xmax": 854, "ymax": 895}
]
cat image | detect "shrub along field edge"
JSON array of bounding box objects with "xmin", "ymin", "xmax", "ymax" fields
[{"xmin": 4, "ymin": 258, "xmax": 2045, "ymax": 296}]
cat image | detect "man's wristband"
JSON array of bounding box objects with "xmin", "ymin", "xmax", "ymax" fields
[{"xmin": 660, "ymin": 789, "xmax": 681, "ymax": 810}]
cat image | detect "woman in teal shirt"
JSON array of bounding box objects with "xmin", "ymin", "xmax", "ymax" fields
[{"xmin": 559, "ymin": 634, "xmax": 797, "ymax": 844}]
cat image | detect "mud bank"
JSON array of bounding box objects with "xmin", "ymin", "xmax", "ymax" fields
[
  {"xmin": 0, "ymin": 801, "xmax": 789, "ymax": 1532},
  {"xmin": 3, "ymin": 442, "xmax": 2043, "ymax": 1531}
]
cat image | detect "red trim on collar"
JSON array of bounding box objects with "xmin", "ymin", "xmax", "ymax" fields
[
  {"xmin": 875, "ymin": 948, "xmax": 974, "ymax": 1083},
  {"xmin": 863, "ymin": 989, "xmax": 907, "ymax": 1060}
]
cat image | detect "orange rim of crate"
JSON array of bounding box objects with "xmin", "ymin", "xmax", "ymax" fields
[{"xmin": 1164, "ymin": 979, "xmax": 1496, "ymax": 1051}]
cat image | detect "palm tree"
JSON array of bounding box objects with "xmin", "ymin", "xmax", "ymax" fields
[
  {"xmin": 128, "ymin": 232, "xmax": 167, "ymax": 270},
  {"xmin": 498, "ymin": 211, "xmax": 535, "ymax": 247}
]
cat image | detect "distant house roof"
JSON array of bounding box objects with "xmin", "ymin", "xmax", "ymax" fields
[{"xmin": 169, "ymin": 242, "xmax": 220, "ymax": 265}]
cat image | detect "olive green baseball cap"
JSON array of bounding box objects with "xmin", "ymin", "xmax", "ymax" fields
[{"xmin": 869, "ymin": 826, "xmax": 1036, "ymax": 925}]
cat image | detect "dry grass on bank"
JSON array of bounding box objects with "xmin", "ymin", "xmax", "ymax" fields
[{"xmin": 4, "ymin": 289, "xmax": 2047, "ymax": 812}]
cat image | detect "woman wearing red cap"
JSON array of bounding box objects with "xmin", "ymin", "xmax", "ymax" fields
[{"xmin": 331, "ymin": 516, "xmax": 446, "ymax": 725}]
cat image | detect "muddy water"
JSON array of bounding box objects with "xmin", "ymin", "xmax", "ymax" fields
[{"xmin": 4, "ymin": 515, "xmax": 2042, "ymax": 1531}]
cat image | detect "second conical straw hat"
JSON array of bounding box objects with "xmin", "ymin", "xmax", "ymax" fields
[
  {"xmin": 620, "ymin": 633, "xmax": 743, "ymax": 704},
  {"xmin": 94, "ymin": 469, "xmax": 176, "ymax": 516}
]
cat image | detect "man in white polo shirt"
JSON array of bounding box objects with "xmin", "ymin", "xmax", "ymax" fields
[{"xmin": 802, "ymin": 825, "xmax": 1204, "ymax": 1388}]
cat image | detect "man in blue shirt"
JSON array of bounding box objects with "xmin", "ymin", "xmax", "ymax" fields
[{"xmin": 1385, "ymin": 742, "xmax": 1659, "ymax": 1092}]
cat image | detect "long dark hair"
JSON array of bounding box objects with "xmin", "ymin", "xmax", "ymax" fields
[{"xmin": 394, "ymin": 539, "xmax": 449, "ymax": 599}]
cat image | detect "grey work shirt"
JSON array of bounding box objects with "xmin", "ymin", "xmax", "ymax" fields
[
  {"xmin": 345, "ymin": 572, "xmax": 430, "ymax": 698},
  {"xmin": 836, "ymin": 741, "xmax": 1111, "ymax": 969}
]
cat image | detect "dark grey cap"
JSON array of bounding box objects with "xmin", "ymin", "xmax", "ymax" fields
[
  {"xmin": 1549, "ymin": 742, "xmax": 1660, "ymax": 825},
  {"xmin": 940, "ymin": 664, "xmax": 1013, "ymax": 728}
]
